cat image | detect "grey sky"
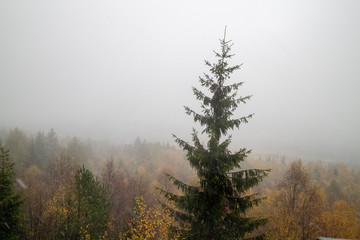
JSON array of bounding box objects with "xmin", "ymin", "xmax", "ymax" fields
[{"xmin": 1, "ymin": 0, "xmax": 359, "ymax": 162}]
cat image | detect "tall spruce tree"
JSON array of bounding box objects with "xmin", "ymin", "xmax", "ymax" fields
[
  {"xmin": 0, "ymin": 144, "xmax": 23, "ymax": 240},
  {"xmin": 161, "ymin": 30, "xmax": 269, "ymax": 239}
]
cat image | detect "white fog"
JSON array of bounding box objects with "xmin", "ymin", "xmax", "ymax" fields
[{"xmin": 1, "ymin": 0, "xmax": 359, "ymax": 163}]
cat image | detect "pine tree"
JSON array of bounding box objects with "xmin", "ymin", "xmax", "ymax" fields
[
  {"xmin": 161, "ymin": 30, "xmax": 269, "ymax": 239},
  {"xmin": 0, "ymin": 144, "xmax": 23, "ymax": 240}
]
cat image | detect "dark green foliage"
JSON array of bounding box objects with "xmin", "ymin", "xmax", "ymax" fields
[
  {"xmin": 54, "ymin": 165, "xmax": 110, "ymax": 239},
  {"xmin": 161, "ymin": 30, "xmax": 269, "ymax": 239},
  {"xmin": 73, "ymin": 165, "xmax": 110, "ymax": 238},
  {"xmin": 0, "ymin": 144, "xmax": 23, "ymax": 240}
]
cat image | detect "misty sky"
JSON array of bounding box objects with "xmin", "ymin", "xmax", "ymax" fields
[{"xmin": 1, "ymin": 0, "xmax": 359, "ymax": 162}]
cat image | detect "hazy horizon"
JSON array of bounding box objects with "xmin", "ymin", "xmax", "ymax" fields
[{"xmin": 1, "ymin": 0, "xmax": 359, "ymax": 163}]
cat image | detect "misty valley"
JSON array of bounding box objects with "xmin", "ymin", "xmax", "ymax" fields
[
  {"xmin": 2, "ymin": 1, "xmax": 360, "ymax": 238},
  {"xmin": 1, "ymin": 127, "xmax": 359, "ymax": 239}
]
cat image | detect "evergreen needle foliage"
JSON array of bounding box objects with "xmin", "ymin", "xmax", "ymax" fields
[
  {"xmin": 0, "ymin": 144, "xmax": 23, "ymax": 240},
  {"xmin": 160, "ymin": 30, "xmax": 270, "ymax": 240}
]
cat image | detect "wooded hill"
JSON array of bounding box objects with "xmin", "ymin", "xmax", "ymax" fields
[{"xmin": 1, "ymin": 127, "xmax": 359, "ymax": 239}]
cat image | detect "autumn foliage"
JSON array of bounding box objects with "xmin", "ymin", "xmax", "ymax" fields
[
  {"xmin": 120, "ymin": 196, "xmax": 179, "ymax": 240},
  {"xmin": 1, "ymin": 127, "xmax": 360, "ymax": 239}
]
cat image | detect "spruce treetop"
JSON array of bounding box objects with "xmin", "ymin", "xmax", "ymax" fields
[{"xmin": 185, "ymin": 30, "xmax": 253, "ymax": 143}]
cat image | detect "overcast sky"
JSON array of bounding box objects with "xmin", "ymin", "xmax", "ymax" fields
[{"xmin": 1, "ymin": 0, "xmax": 359, "ymax": 162}]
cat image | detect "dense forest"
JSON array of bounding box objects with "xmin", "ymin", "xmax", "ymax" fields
[{"xmin": 1, "ymin": 127, "xmax": 359, "ymax": 239}]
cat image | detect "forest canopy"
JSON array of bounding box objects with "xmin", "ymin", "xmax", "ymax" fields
[{"xmin": 1, "ymin": 128, "xmax": 359, "ymax": 239}]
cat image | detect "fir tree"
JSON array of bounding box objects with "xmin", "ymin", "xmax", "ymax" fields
[
  {"xmin": 0, "ymin": 144, "xmax": 23, "ymax": 240},
  {"xmin": 161, "ymin": 30, "xmax": 269, "ymax": 239}
]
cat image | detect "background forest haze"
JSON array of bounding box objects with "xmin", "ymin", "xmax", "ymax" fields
[
  {"xmin": 1, "ymin": 0, "xmax": 360, "ymax": 163},
  {"xmin": 1, "ymin": 1, "xmax": 360, "ymax": 239}
]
